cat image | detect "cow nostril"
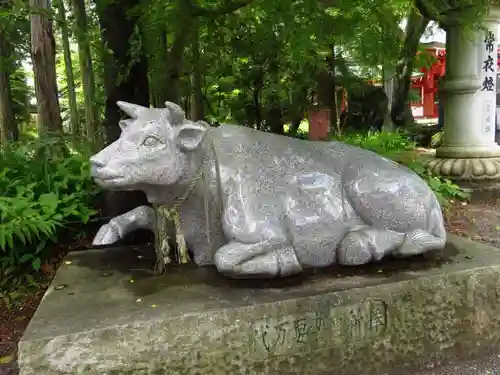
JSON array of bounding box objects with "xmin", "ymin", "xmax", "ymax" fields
[{"xmin": 90, "ymin": 158, "xmax": 105, "ymax": 168}]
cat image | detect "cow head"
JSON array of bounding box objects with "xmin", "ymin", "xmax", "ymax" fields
[{"xmin": 90, "ymin": 101, "xmax": 208, "ymax": 191}]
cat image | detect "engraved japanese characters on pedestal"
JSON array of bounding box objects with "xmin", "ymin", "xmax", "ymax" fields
[{"xmin": 90, "ymin": 101, "xmax": 446, "ymax": 279}]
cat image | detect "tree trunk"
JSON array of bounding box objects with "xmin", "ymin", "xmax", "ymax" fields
[
  {"xmin": 382, "ymin": 65, "xmax": 395, "ymax": 132},
  {"xmin": 70, "ymin": 0, "xmax": 98, "ymax": 143},
  {"xmin": 164, "ymin": 0, "xmax": 253, "ymax": 104},
  {"xmin": 97, "ymin": 0, "xmax": 149, "ymax": 143},
  {"xmin": 267, "ymin": 106, "xmax": 283, "ymax": 134},
  {"xmin": 96, "ymin": 0, "xmax": 150, "ymax": 221},
  {"xmin": 0, "ymin": 25, "xmax": 17, "ymax": 144},
  {"xmin": 143, "ymin": 13, "xmax": 170, "ymax": 108},
  {"xmin": 391, "ymin": 8, "xmax": 430, "ymax": 128},
  {"xmin": 190, "ymin": 24, "xmax": 204, "ymax": 121},
  {"xmin": 55, "ymin": 0, "xmax": 79, "ymax": 137},
  {"xmin": 288, "ymin": 116, "xmax": 302, "ymax": 136},
  {"xmin": 30, "ymin": 0, "xmax": 63, "ymax": 136},
  {"xmin": 329, "ymin": 46, "xmax": 339, "ymax": 135},
  {"xmin": 317, "ymin": 47, "xmax": 337, "ymax": 134},
  {"xmin": 165, "ymin": 15, "xmax": 191, "ymax": 103},
  {"xmin": 150, "ymin": 31, "xmax": 170, "ymax": 107},
  {"xmin": 253, "ymin": 86, "xmax": 263, "ymax": 130}
]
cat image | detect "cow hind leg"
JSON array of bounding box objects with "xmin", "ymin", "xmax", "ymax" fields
[
  {"xmin": 338, "ymin": 225, "xmax": 445, "ymax": 266},
  {"xmin": 214, "ymin": 240, "xmax": 303, "ymax": 279}
]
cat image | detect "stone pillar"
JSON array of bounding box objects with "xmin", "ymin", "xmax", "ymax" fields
[{"xmin": 428, "ymin": 6, "xmax": 500, "ymax": 182}]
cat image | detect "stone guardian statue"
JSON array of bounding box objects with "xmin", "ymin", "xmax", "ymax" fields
[{"xmin": 90, "ymin": 101, "xmax": 446, "ymax": 279}]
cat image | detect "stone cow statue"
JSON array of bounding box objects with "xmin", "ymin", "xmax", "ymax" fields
[{"xmin": 90, "ymin": 101, "xmax": 446, "ymax": 279}]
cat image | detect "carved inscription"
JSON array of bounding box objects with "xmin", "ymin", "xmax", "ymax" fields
[
  {"xmin": 480, "ymin": 30, "xmax": 497, "ymax": 134},
  {"xmin": 345, "ymin": 299, "xmax": 387, "ymax": 340},
  {"xmin": 251, "ymin": 298, "xmax": 388, "ymax": 356}
]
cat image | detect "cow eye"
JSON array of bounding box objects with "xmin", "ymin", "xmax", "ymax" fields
[{"xmin": 142, "ymin": 135, "xmax": 162, "ymax": 147}]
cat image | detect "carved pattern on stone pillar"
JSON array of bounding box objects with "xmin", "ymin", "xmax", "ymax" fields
[{"xmin": 427, "ymin": 157, "xmax": 500, "ymax": 180}]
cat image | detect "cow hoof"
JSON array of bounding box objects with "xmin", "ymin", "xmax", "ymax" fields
[
  {"xmin": 337, "ymin": 231, "xmax": 372, "ymax": 265},
  {"xmin": 93, "ymin": 223, "xmax": 121, "ymax": 246}
]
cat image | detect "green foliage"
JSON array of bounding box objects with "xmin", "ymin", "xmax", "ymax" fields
[
  {"xmin": 339, "ymin": 130, "xmax": 415, "ymax": 156},
  {"xmin": 0, "ymin": 136, "xmax": 99, "ymax": 290},
  {"xmin": 10, "ymin": 64, "xmax": 31, "ymax": 126},
  {"xmin": 337, "ymin": 131, "xmax": 469, "ymax": 206}
]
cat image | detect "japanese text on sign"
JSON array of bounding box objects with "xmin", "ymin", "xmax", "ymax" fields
[
  {"xmin": 481, "ymin": 31, "xmax": 496, "ymax": 92},
  {"xmin": 480, "ymin": 30, "xmax": 497, "ymax": 135}
]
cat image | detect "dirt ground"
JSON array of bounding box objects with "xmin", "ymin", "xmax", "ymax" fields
[
  {"xmin": 1, "ymin": 200, "xmax": 500, "ymax": 374},
  {"xmin": 444, "ymin": 199, "xmax": 500, "ymax": 245}
]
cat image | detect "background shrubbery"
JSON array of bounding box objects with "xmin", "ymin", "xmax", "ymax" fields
[{"xmin": 0, "ymin": 136, "xmax": 99, "ymax": 290}]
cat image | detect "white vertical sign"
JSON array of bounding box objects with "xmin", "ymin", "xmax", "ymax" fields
[{"xmin": 479, "ymin": 28, "xmax": 497, "ymax": 137}]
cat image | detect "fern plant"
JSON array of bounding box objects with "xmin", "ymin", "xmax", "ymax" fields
[{"xmin": 0, "ymin": 136, "xmax": 99, "ymax": 289}]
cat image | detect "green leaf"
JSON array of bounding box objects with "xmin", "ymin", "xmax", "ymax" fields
[
  {"xmin": 19, "ymin": 254, "xmax": 33, "ymax": 263},
  {"xmin": 5, "ymin": 232, "xmax": 14, "ymax": 250},
  {"xmin": 38, "ymin": 192, "xmax": 60, "ymax": 214},
  {"xmin": 31, "ymin": 258, "xmax": 41, "ymax": 271},
  {"xmin": 14, "ymin": 226, "xmax": 26, "ymax": 244}
]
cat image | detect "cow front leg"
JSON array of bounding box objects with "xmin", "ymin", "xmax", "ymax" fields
[
  {"xmin": 214, "ymin": 240, "xmax": 303, "ymax": 279},
  {"xmin": 92, "ymin": 205, "xmax": 155, "ymax": 246}
]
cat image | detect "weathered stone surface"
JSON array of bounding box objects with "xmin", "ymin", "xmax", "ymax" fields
[
  {"xmin": 416, "ymin": 354, "xmax": 500, "ymax": 375},
  {"xmin": 18, "ymin": 234, "xmax": 500, "ymax": 375}
]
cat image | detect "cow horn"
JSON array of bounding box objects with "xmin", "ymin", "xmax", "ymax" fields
[{"xmin": 117, "ymin": 101, "xmax": 148, "ymax": 119}]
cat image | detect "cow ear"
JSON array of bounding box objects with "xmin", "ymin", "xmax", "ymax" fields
[
  {"xmin": 175, "ymin": 122, "xmax": 207, "ymax": 151},
  {"xmin": 119, "ymin": 119, "xmax": 132, "ymax": 131},
  {"xmin": 164, "ymin": 101, "xmax": 186, "ymax": 124}
]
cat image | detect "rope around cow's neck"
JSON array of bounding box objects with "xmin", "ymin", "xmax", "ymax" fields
[{"xmin": 152, "ymin": 136, "xmax": 220, "ymax": 275}]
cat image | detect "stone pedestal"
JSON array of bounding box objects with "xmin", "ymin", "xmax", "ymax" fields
[
  {"xmin": 17, "ymin": 235, "xmax": 500, "ymax": 375},
  {"xmin": 428, "ymin": 6, "xmax": 500, "ymax": 181}
]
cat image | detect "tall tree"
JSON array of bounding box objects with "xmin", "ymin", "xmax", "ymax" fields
[
  {"xmin": 390, "ymin": 7, "xmax": 430, "ymax": 127},
  {"xmin": 190, "ymin": 22, "xmax": 204, "ymax": 121},
  {"xmin": 0, "ymin": 16, "xmax": 17, "ymax": 144},
  {"xmin": 144, "ymin": 0, "xmax": 253, "ymax": 104},
  {"xmin": 70, "ymin": 0, "xmax": 98, "ymax": 142},
  {"xmin": 95, "ymin": 0, "xmax": 150, "ymax": 220},
  {"xmin": 96, "ymin": 0, "xmax": 149, "ymax": 143},
  {"xmin": 30, "ymin": 0, "xmax": 63, "ymax": 135},
  {"xmin": 55, "ymin": 0, "xmax": 79, "ymax": 137}
]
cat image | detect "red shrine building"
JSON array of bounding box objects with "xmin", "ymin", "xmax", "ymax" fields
[{"xmin": 410, "ymin": 41, "xmax": 500, "ymax": 119}]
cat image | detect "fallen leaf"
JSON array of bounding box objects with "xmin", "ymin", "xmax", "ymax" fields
[
  {"xmin": 64, "ymin": 261, "xmax": 72, "ymax": 265},
  {"xmin": 41, "ymin": 263, "xmax": 53, "ymax": 274},
  {"xmin": 151, "ymin": 304, "xmax": 158, "ymax": 308},
  {"xmin": 129, "ymin": 279, "xmax": 135, "ymax": 284},
  {"xmin": 136, "ymin": 298, "xmax": 142, "ymax": 303},
  {"xmin": 0, "ymin": 353, "xmax": 15, "ymax": 365}
]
